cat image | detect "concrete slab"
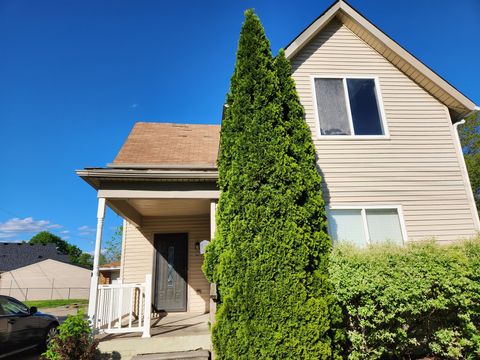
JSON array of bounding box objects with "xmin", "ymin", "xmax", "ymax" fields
[
  {"xmin": 132, "ymin": 349, "xmax": 210, "ymax": 359},
  {"xmin": 97, "ymin": 313, "xmax": 212, "ymax": 360}
]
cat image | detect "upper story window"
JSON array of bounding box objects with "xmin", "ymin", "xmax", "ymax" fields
[{"xmin": 313, "ymin": 77, "xmax": 388, "ymax": 137}]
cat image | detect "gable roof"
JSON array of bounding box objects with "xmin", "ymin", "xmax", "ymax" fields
[
  {"xmin": 0, "ymin": 242, "xmax": 71, "ymax": 272},
  {"xmin": 284, "ymin": 0, "xmax": 477, "ymax": 120},
  {"xmin": 111, "ymin": 122, "xmax": 220, "ymax": 169}
]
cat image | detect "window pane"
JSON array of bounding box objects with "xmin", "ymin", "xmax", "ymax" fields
[
  {"xmin": 315, "ymin": 78, "xmax": 351, "ymax": 135},
  {"xmin": 327, "ymin": 209, "xmax": 367, "ymax": 246},
  {"xmin": 0, "ymin": 298, "xmax": 29, "ymax": 315},
  {"xmin": 167, "ymin": 246, "xmax": 174, "ymax": 288},
  {"xmin": 346, "ymin": 79, "xmax": 383, "ymax": 135},
  {"xmin": 366, "ymin": 209, "xmax": 403, "ymax": 244}
]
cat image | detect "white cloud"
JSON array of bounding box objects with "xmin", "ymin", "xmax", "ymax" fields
[
  {"xmin": 78, "ymin": 225, "xmax": 95, "ymax": 237},
  {"xmin": 60, "ymin": 230, "xmax": 70, "ymax": 234},
  {"xmin": 0, "ymin": 217, "xmax": 62, "ymax": 239},
  {"xmin": 130, "ymin": 103, "xmax": 138, "ymax": 109}
]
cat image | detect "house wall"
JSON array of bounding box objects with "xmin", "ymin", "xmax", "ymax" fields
[
  {"xmin": 99, "ymin": 269, "xmax": 120, "ymax": 285},
  {"xmin": 0, "ymin": 259, "xmax": 91, "ymax": 300},
  {"xmin": 121, "ymin": 215, "xmax": 210, "ymax": 313},
  {"xmin": 291, "ymin": 19, "xmax": 478, "ymax": 243}
]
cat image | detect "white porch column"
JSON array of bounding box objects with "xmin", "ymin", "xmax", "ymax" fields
[
  {"xmin": 142, "ymin": 273, "xmax": 152, "ymax": 338},
  {"xmin": 210, "ymin": 200, "xmax": 217, "ymax": 240},
  {"xmin": 209, "ymin": 200, "xmax": 217, "ymax": 322},
  {"xmin": 88, "ymin": 197, "xmax": 106, "ymax": 326}
]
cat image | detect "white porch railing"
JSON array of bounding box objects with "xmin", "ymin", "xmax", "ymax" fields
[{"xmin": 94, "ymin": 274, "xmax": 152, "ymax": 338}]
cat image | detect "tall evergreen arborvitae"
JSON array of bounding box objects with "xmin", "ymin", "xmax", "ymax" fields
[{"xmin": 203, "ymin": 10, "xmax": 335, "ymax": 359}]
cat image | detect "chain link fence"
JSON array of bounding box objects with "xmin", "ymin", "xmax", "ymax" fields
[{"xmin": 0, "ymin": 283, "xmax": 89, "ymax": 301}]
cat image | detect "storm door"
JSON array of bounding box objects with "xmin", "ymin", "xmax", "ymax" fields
[{"xmin": 154, "ymin": 233, "xmax": 188, "ymax": 311}]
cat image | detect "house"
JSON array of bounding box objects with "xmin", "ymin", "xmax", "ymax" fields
[
  {"xmin": 0, "ymin": 242, "xmax": 70, "ymax": 272},
  {"xmin": 99, "ymin": 261, "xmax": 121, "ymax": 284},
  {"xmin": 0, "ymin": 243, "xmax": 91, "ymax": 300},
  {"xmin": 77, "ymin": 0, "xmax": 479, "ymax": 344}
]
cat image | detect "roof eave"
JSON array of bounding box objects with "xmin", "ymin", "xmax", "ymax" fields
[{"xmin": 76, "ymin": 168, "xmax": 219, "ymax": 190}]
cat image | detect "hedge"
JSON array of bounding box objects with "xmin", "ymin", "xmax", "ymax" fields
[
  {"xmin": 203, "ymin": 9, "xmax": 337, "ymax": 359},
  {"xmin": 330, "ymin": 238, "xmax": 480, "ymax": 359}
]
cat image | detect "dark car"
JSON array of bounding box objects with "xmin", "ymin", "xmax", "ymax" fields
[{"xmin": 0, "ymin": 295, "xmax": 59, "ymax": 359}]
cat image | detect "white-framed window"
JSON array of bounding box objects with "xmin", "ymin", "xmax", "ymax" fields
[
  {"xmin": 327, "ymin": 205, "xmax": 406, "ymax": 246},
  {"xmin": 311, "ymin": 76, "xmax": 389, "ymax": 138}
]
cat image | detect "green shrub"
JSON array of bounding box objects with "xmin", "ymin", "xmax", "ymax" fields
[
  {"xmin": 330, "ymin": 238, "xmax": 480, "ymax": 359},
  {"xmin": 42, "ymin": 311, "xmax": 98, "ymax": 360},
  {"xmin": 203, "ymin": 9, "xmax": 337, "ymax": 359}
]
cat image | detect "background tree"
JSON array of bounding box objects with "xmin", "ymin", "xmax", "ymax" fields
[
  {"xmin": 29, "ymin": 231, "xmax": 93, "ymax": 268},
  {"xmin": 204, "ymin": 10, "xmax": 335, "ymax": 359},
  {"xmin": 101, "ymin": 225, "xmax": 122, "ymax": 264},
  {"xmin": 458, "ymin": 111, "xmax": 480, "ymax": 213}
]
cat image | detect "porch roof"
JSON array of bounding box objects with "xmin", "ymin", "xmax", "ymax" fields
[
  {"xmin": 77, "ymin": 122, "xmax": 220, "ymax": 191},
  {"xmin": 112, "ymin": 122, "xmax": 220, "ymax": 168}
]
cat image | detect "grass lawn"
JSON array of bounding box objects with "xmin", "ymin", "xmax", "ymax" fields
[{"xmin": 23, "ymin": 299, "xmax": 88, "ymax": 309}]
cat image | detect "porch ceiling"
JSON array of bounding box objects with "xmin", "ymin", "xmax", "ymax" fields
[
  {"xmin": 106, "ymin": 198, "xmax": 211, "ymax": 226},
  {"xmin": 127, "ymin": 198, "xmax": 211, "ymax": 217}
]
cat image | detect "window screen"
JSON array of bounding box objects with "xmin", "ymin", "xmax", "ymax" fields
[
  {"xmin": 366, "ymin": 209, "xmax": 403, "ymax": 244},
  {"xmin": 315, "ymin": 78, "xmax": 350, "ymax": 135},
  {"xmin": 314, "ymin": 77, "xmax": 384, "ymax": 136},
  {"xmin": 327, "ymin": 209, "xmax": 367, "ymax": 246},
  {"xmin": 328, "ymin": 208, "xmax": 404, "ymax": 246}
]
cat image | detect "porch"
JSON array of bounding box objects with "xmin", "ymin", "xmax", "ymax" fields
[
  {"xmin": 97, "ymin": 312, "xmax": 211, "ymax": 360},
  {"xmin": 77, "ymin": 167, "xmax": 219, "ymax": 340}
]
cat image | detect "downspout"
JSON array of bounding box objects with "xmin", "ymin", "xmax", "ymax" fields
[{"xmin": 452, "ymin": 106, "xmax": 480, "ymax": 232}]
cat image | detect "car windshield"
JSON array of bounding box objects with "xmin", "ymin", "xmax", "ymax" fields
[{"xmin": 0, "ymin": 298, "xmax": 29, "ymax": 315}]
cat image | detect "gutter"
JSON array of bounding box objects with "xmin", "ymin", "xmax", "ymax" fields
[
  {"xmin": 452, "ymin": 106, "xmax": 480, "ymax": 231},
  {"xmin": 76, "ymin": 167, "xmax": 219, "ymax": 191},
  {"xmin": 76, "ymin": 168, "xmax": 218, "ymax": 180}
]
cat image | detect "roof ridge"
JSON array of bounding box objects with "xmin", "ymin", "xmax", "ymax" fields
[{"xmin": 284, "ymin": 0, "xmax": 476, "ymax": 118}]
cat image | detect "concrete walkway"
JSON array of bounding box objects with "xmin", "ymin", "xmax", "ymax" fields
[{"xmin": 40, "ymin": 304, "xmax": 86, "ymax": 321}]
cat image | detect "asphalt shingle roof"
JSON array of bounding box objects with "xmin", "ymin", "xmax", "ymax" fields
[
  {"xmin": 0, "ymin": 242, "xmax": 71, "ymax": 272},
  {"xmin": 113, "ymin": 122, "xmax": 220, "ymax": 167}
]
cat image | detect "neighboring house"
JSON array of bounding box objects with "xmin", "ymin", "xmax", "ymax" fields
[
  {"xmin": 0, "ymin": 243, "xmax": 91, "ymax": 300},
  {"xmin": 77, "ymin": 0, "xmax": 479, "ymax": 337},
  {"xmin": 99, "ymin": 261, "xmax": 121, "ymax": 284},
  {"xmin": 0, "ymin": 242, "xmax": 70, "ymax": 272}
]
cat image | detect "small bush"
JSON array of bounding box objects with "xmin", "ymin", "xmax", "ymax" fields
[
  {"xmin": 42, "ymin": 311, "xmax": 99, "ymax": 360},
  {"xmin": 330, "ymin": 238, "xmax": 480, "ymax": 359}
]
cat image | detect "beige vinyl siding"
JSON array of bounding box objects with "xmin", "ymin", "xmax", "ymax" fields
[
  {"xmin": 122, "ymin": 215, "xmax": 210, "ymax": 313},
  {"xmin": 291, "ymin": 19, "xmax": 477, "ymax": 243}
]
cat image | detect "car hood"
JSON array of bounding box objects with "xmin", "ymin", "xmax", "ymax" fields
[{"xmin": 33, "ymin": 311, "xmax": 58, "ymax": 321}]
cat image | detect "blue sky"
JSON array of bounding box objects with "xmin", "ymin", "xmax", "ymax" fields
[{"xmin": 0, "ymin": 0, "xmax": 479, "ymax": 252}]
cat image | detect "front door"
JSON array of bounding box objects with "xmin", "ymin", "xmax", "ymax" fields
[{"xmin": 154, "ymin": 233, "xmax": 188, "ymax": 312}]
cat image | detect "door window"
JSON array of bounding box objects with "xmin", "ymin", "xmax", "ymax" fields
[{"xmin": 167, "ymin": 246, "xmax": 175, "ymax": 288}]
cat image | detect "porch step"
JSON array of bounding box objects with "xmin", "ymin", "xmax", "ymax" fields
[
  {"xmin": 98, "ymin": 333, "xmax": 212, "ymax": 360},
  {"xmin": 132, "ymin": 349, "xmax": 210, "ymax": 360}
]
